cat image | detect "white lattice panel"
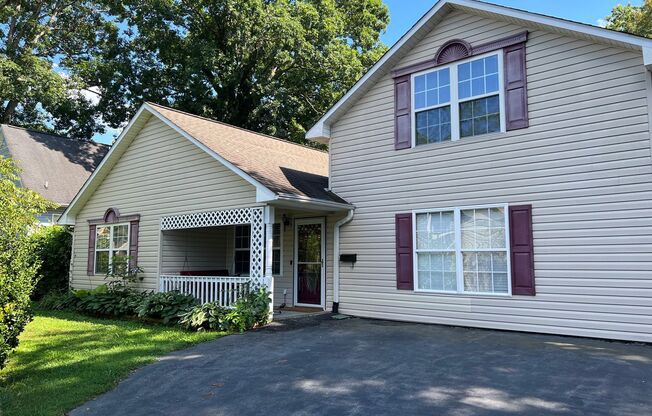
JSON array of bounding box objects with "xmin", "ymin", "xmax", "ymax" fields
[
  {"xmin": 249, "ymin": 207, "xmax": 265, "ymax": 285},
  {"xmin": 160, "ymin": 208, "xmax": 253, "ymax": 230}
]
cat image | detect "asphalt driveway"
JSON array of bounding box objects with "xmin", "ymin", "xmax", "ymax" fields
[{"xmin": 72, "ymin": 315, "xmax": 652, "ymax": 416}]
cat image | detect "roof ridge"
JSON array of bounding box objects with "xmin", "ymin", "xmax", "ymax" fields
[
  {"xmin": 145, "ymin": 102, "xmax": 328, "ymax": 154},
  {"xmin": 0, "ymin": 124, "xmax": 109, "ymax": 147}
]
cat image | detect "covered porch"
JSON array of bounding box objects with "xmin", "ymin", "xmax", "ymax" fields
[{"xmin": 157, "ymin": 204, "xmax": 350, "ymax": 312}]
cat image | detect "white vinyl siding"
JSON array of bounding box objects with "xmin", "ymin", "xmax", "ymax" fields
[
  {"xmin": 70, "ymin": 116, "xmax": 259, "ymax": 292},
  {"xmin": 329, "ymin": 10, "xmax": 652, "ymax": 342}
]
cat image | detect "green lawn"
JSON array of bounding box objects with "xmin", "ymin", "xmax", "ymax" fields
[{"xmin": 0, "ymin": 309, "xmax": 224, "ymax": 416}]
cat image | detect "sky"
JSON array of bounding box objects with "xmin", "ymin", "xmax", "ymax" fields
[
  {"xmin": 380, "ymin": 0, "xmax": 636, "ymax": 46},
  {"xmin": 92, "ymin": 0, "xmax": 639, "ymax": 144}
]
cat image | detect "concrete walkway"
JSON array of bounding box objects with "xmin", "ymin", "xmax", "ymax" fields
[{"xmin": 72, "ymin": 316, "xmax": 652, "ymax": 416}]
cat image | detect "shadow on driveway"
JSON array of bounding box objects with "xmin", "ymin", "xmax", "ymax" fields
[{"xmin": 71, "ymin": 315, "xmax": 652, "ymax": 416}]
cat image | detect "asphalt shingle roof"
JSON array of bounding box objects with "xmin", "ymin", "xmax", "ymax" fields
[
  {"xmin": 148, "ymin": 103, "xmax": 347, "ymax": 204},
  {"xmin": 0, "ymin": 125, "xmax": 109, "ymax": 205}
]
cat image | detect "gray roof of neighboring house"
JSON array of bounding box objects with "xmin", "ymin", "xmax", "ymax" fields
[
  {"xmin": 0, "ymin": 124, "xmax": 109, "ymax": 206},
  {"xmin": 147, "ymin": 103, "xmax": 348, "ymax": 204}
]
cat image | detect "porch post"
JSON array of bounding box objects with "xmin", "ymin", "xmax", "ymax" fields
[{"xmin": 264, "ymin": 206, "xmax": 275, "ymax": 315}]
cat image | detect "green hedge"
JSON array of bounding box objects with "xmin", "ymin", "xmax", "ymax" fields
[
  {"xmin": 40, "ymin": 285, "xmax": 270, "ymax": 331},
  {"xmin": 29, "ymin": 225, "xmax": 73, "ymax": 299}
]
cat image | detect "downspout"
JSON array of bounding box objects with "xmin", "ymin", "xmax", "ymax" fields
[{"xmin": 332, "ymin": 209, "xmax": 354, "ymax": 313}]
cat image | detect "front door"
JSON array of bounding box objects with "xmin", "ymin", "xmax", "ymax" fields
[{"xmin": 295, "ymin": 219, "xmax": 324, "ymax": 306}]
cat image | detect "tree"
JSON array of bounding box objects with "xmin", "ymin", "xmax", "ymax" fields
[
  {"xmin": 605, "ymin": 0, "xmax": 652, "ymax": 38},
  {"xmin": 87, "ymin": 0, "xmax": 389, "ymax": 144},
  {"xmin": 0, "ymin": 156, "xmax": 55, "ymax": 369},
  {"xmin": 0, "ymin": 0, "xmax": 118, "ymax": 139}
]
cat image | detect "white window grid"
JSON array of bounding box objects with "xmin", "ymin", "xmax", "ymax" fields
[
  {"xmin": 412, "ymin": 204, "xmax": 512, "ymax": 296},
  {"xmin": 411, "ymin": 51, "xmax": 506, "ymax": 146},
  {"xmin": 95, "ymin": 223, "xmax": 130, "ymax": 275}
]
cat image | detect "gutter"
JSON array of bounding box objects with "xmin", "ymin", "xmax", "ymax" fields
[{"xmin": 332, "ymin": 208, "xmax": 355, "ymax": 313}]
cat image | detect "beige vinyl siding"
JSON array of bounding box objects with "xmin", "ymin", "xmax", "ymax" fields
[
  {"xmin": 329, "ymin": 10, "xmax": 652, "ymax": 342},
  {"xmin": 70, "ymin": 116, "xmax": 258, "ymax": 291}
]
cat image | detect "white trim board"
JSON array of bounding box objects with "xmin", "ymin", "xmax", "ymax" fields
[{"xmin": 306, "ymin": 0, "xmax": 652, "ymax": 143}]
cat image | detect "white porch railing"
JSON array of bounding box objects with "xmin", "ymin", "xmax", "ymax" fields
[{"xmin": 159, "ymin": 275, "xmax": 251, "ymax": 307}]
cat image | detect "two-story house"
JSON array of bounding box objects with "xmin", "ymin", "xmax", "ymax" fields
[{"xmin": 61, "ymin": 0, "xmax": 652, "ymax": 342}]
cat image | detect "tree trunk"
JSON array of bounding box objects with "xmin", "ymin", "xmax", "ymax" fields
[{"xmin": 1, "ymin": 101, "xmax": 17, "ymax": 124}]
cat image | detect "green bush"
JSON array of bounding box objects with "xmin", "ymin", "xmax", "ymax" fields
[
  {"xmin": 76, "ymin": 286, "xmax": 149, "ymax": 317},
  {"xmin": 136, "ymin": 291, "xmax": 198, "ymax": 324},
  {"xmin": 38, "ymin": 290, "xmax": 79, "ymax": 311},
  {"xmin": 179, "ymin": 302, "xmax": 230, "ymax": 331},
  {"xmin": 28, "ymin": 225, "xmax": 73, "ymax": 299},
  {"xmin": 180, "ymin": 287, "xmax": 270, "ymax": 332},
  {"xmin": 0, "ymin": 157, "xmax": 56, "ymax": 369}
]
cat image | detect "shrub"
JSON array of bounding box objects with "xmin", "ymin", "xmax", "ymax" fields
[
  {"xmin": 0, "ymin": 157, "xmax": 56, "ymax": 369},
  {"xmin": 76, "ymin": 286, "xmax": 149, "ymax": 317},
  {"xmin": 136, "ymin": 291, "xmax": 198, "ymax": 324},
  {"xmin": 28, "ymin": 225, "xmax": 73, "ymax": 300},
  {"xmin": 179, "ymin": 302, "xmax": 229, "ymax": 331},
  {"xmin": 38, "ymin": 290, "xmax": 79, "ymax": 311},
  {"xmin": 181, "ymin": 287, "xmax": 270, "ymax": 332}
]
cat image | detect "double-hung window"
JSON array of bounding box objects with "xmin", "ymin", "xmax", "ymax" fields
[
  {"xmin": 234, "ymin": 224, "xmax": 251, "ymax": 275},
  {"xmin": 415, "ymin": 206, "xmax": 510, "ymax": 295},
  {"xmin": 413, "ymin": 52, "xmax": 504, "ymax": 145},
  {"xmin": 271, "ymin": 223, "xmax": 282, "ymax": 275},
  {"xmin": 234, "ymin": 223, "xmax": 282, "ymax": 276},
  {"xmin": 95, "ymin": 223, "xmax": 130, "ymax": 274}
]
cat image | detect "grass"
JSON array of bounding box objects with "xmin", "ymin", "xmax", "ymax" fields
[{"xmin": 0, "ymin": 309, "xmax": 224, "ymax": 416}]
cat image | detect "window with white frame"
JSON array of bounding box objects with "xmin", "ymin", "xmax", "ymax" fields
[
  {"xmin": 234, "ymin": 224, "xmax": 251, "ymax": 275},
  {"xmin": 234, "ymin": 223, "xmax": 282, "ymax": 276},
  {"xmin": 271, "ymin": 223, "xmax": 281, "ymax": 275},
  {"xmin": 95, "ymin": 223, "xmax": 129, "ymax": 274},
  {"xmin": 413, "ymin": 53, "xmax": 503, "ymax": 145},
  {"xmin": 415, "ymin": 206, "xmax": 509, "ymax": 294}
]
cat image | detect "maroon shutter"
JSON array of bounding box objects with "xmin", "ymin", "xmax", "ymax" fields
[
  {"xmin": 509, "ymin": 205, "xmax": 535, "ymax": 295},
  {"xmin": 394, "ymin": 75, "xmax": 412, "ymax": 150},
  {"xmin": 129, "ymin": 220, "xmax": 139, "ymax": 269},
  {"xmin": 504, "ymin": 43, "xmax": 529, "ymax": 130},
  {"xmin": 87, "ymin": 225, "xmax": 96, "ymax": 275},
  {"xmin": 395, "ymin": 213, "xmax": 414, "ymax": 290}
]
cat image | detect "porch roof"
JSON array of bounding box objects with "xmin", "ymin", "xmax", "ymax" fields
[{"xmin": 147, "ymin": 103, "xmax": 348, "ymax": 206}]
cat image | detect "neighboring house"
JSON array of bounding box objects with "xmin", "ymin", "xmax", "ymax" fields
[
  {"xmin": 0, "ymin": 124, "xmax": 108, "ymax": 224},
  {"xmin": 61, "ymin": 0, "xmax": 652, "ymax": 343}
]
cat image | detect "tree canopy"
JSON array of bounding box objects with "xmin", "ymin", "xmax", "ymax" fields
[
  {"xmin": 605, "ymin": 0, "xmax": 652, "ymax": 38},
  {"xmin": 1, "ymin": 0, "xmax": 389, "ymax": 144}
]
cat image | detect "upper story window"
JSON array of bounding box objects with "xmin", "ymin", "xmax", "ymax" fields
[
  {"xmin": 412, "ymin": 52, "xmax": 505, "ymax": 146},
  {"xmin": 95, "ymin": 223, "xmax": 130, "ymax": 274}
]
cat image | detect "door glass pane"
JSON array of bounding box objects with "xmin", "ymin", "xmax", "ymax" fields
[{"xmin": 297, "ymin": 224, "xmax": 321, "ymax": 263}]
